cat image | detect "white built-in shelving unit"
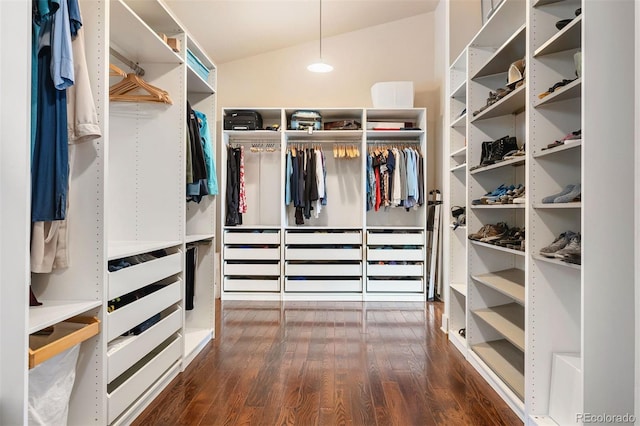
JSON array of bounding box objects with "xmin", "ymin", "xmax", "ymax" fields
[
  {"xmin": 221, "ymin": 108, "xmax": 428, "ymax": 301},
  {"xmin": 2, "ymin": 0, "xmax": 219, "ymax": 424},
  {"xmin": 443, "ymin": 0, "xmax": 636, "ymax": 423}
]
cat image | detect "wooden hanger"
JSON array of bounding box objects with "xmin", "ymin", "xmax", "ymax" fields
[
  {"xmin": 109, "ymin": 63, "xmax": 127, "ymax": 77},
  {"xmin": 109, "ymin": 72, "xmax": 173, "ymax": 104}
]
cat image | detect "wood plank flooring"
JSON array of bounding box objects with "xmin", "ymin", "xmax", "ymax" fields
[{"xmin": 133, "ymin": 300, "xmax": 523, "ymax": 426}]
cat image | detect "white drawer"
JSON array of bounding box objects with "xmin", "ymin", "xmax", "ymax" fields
[
  {"xmin": 108, "ymin": 252, "xmax": 181, "ymax": 300},
  {"xmin": 367, "ymin": 231, "xmax": 424, "ymax": 246},
  {"xmin": 107, "ymin": 309, "xmax": 181, "ymax": 382},
  {"xmin": 224, "ymin": 247, "xmax": 280, "ymax": 260},
  {"xmin": 285, "ymin": 247, "xmax": 362, "ymax": 261},
  {"xmin": 286, "ymin": 231, "xmax": 362, "ymax": 245},
  {"xmin": 367, "ymin": 248, "xmax": 424, "ymax": 262},
  {"xmin": 286, "ymin": 262, "xmax": 362, "ymax": 276},
  {"xmin": 285, "ymin": 279, "xmax": 363, "ymax": 293},
  {"xmin": 367, "ymin": 279, "xmax": 424, "ymax": 293},
  {"xmin": 224, "ymin": 262, "xmax": 280, "ymax": 276},
  {"xmin": 224, "ymin": 230, "xmax": 280, "ymax": 245},
  {"xmin": 224, "ymin": 278, "xmax": 281, "ymax": 292},
  {"xmin": 107, "ymin": 336, "xmax": 181, "ymax": 424},
  {"xmin": 367, "ymin": 263, "xmax": 423, "ymax": 277},
  {"xmin": 107, "ymin": 280, "xmax": 181, "ymax": 342}
]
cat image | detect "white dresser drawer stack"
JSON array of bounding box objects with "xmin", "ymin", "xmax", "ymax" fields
[
  {"xmin": 106, "ymin": 246, "xmax": 183, "ymax": 424},
  {"xmin": 223, "ymin": 229, "xmax": 281, "ymax": 292},
  {"xmin": 284, "ymin": 230, "xmax": 363, "ymax": 293},
  {"xmin": 366, "ymin": 230, "xmax": 425, "ymax": 293}
]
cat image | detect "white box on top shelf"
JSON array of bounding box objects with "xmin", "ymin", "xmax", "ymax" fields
[{"xmin": 371, "ymin": 81, "xmax": 414, "ymax": 108}]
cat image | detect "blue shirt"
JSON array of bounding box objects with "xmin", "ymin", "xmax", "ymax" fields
[
  {"xmin": 51, "ymin": 0, "xmax": 74, "ymax": 90},
  {"xmin": 194, "ymin": 111, "xmax": 218, "ymax": 195}
]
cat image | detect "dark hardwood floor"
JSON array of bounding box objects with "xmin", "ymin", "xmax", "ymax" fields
[{"xmin": 133, "ymin": 300, "xmax": 522, "ymax": 426}]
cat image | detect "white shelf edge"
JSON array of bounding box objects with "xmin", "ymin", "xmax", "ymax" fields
[
  {"xmin": 108, "ymin": 240, "xmax": 182, "ymax": 260},
  {"xmin": 450, "ymin": 146, "xmax": 467, "ymax": 157},
  {"xmin": 472, "ymin": 23, "xmax": 527, "ymax": 80},
  {"xmin": 470, "ymin": 340, "xmax": 525, "ymax": 401},
  {"xmin": 532, "ymin": 254, "xmax": 581, "ymax": 270},
  {"xmin": 471, "ymin": 204, "xmax": 525, "ymax": 209},
  {"xmin": 450, "ymin": 80, "xmax": 467, "ymax": 98},
  {"xmin": 450, "ymin": 114, "xmax": 467, "ymax": 129},
  {"xmin": 186, "ymin": 66, "xmax": 215, "ymax": 94},
  {"xmin": 472, "ymin": 303, "xmax": 525, "ymax": 352},
  {"xmin": 533, "ymin": 139, "xmax": 582, "ymax": 158},
  {"xmin": 470, "ymin": 84, "xmax": 526, "ymax": 122},
  {"xmin": 470, "ymin": 240, "xmax": 525, "ymax": 256},
  {"xmin": 29, "ymin": 300, "xmax": 103, "ymax": 334},
  {"xmin": 534, "ymin": 15, "xmax": 582, "ymax": 58},
  {"xmin": 533, "ymin": 202, "xmax": 581, "ymax": 209},
  {"xmin": 471, "ymin": 269, "xmax": 525, "ymax": 305},
  {"xmin": 450, "ymin": 163, "xmax": 467, "ymax": 173},
  {"xmin": 450, "ymin": 283, "xmax": 467, "ymax": 296},
  {"xmin": 469, "ymin": 156, "xmax": 525, "ymax": 174},
  {"xmin": 185, "ymin": 233, "xmax": 215, "ymax": 244},
  {"xmin": 534, "ymin": 78, "xmax": 582, "ymax": 108},
  {"xmin": 224, "ymin": 225, "xmax": 281, "ymax": 230},
  {"xmin": 449, "ymin": 224, "xmax": 467, "ymax": 230}
]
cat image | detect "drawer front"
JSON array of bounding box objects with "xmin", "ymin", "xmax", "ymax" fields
[
  {"xmin": 367, "ymin": 263, "xmax": 423, "ymax": 277},
  {"xmin": 224, "ymin": 230, "xmax": 280, "ymax": 245},
  {"xmin": 286, "ymin": 232, "xmax": 362, "ymax": 245},
  {"xmin": 367, "ymin": 232, "xmax": 425, "ymax": 246},
  {"xmin": 107, "ymin": 280, "xmax": 181, "ymax": 342},
  {"xmin": 285, "ymin": 247, "xmax": 362, "ymax": 261},
  {"xmin": 367, "ymin": 279, "xmax": 424, "ymax": 293},
  {"xmin": 286, "ymin": 262, "xmax": 362, "ymax": 276},
  {"xmin": 107, "ymin": 336, "xmax": 182, "ymax": 424},
  {"xmin": 224, "ymin": 262, "xmax": 280, "ymax": 276},
  {"xmin": 107, "ymin": 309, "xmax": 182, "ymax": 383},
  {"xmin": 285, "ymin": 279, "xmax": 363, "ymax": 293},
  {"xmin": 108, "ymin": 252, "xmax": 181, "ymax": 300},
  {"xmin": 224, "ymin": 278, "xmax": 281, "ymax": 292},
  {"xmin": 224, "ymin": 247, "xmax": 280, "ymax": 260},
  {"xmin": 367, "ymin": 248, "xmax": 424, "ymax": 262}
]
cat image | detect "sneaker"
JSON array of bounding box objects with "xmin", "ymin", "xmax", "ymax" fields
[
  {"xmin": 540, "ymin": 231, "xmax": 575, "ymax": 257},
  {"xmin": 554, "ymin": 233, "xmax": 581, "ymax": 258},
  {"xmin": 554, "ymin": 183, "xmax": 581, "ymax": 203},
  {"xmin": 468, "ymin": 224, "xmax": 493, "ymax": 241},
  {"xmin": 542, "ymin": 184, "xmax": 575, "ymax": 204},
  {"xmin": 562, "ymin": 252, "xmax": 581, "ymax": 265},
  {"xmin": 479, "ymin": 222, "xmax": 509, "ymax": 243}
]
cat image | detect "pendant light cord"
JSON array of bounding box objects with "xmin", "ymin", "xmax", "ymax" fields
[{"xmin": 319, "ymin": 0, "xmax": 323, "ymax": 60}]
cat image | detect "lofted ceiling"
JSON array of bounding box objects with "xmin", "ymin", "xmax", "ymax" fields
[{"xmin": 164, "ymin": 0, "xmax": 441, "ymax": 65}]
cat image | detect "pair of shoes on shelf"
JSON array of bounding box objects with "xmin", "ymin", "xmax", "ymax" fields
[
  {"xmin": 468, "ymin": 222, "xmax": 509, "ymax": 243},
  {"xmin": 502, "ymin": 143, "xmax": 526, "ymax": 160},
  {"xmin": 542, "ymin": 130, "xmax": 581, "ymax": 151},
  {"xmin": 471, "ymin": 184, "xmax": 513, "ymax": 205},
  {"xmin": 538, "ymin": 77, "xmax": 578, "ymax": 99},
  {"xmin": 539, "ymin": 231, "xmax": 581, "ymax": 261},
  {"xmin": 494, "ymin": 227, "xmax": 525, "ymax": 251},
  {"xmin": 541, "ymin": 183, "xmax": 581, "ymax": 204},
  {"xmin": 555, "ymin": 7, "xmax": 581, "ymax": 30},
  {"xmin": 486, "ymin": 184, "xmax": 525, "ymax": 204}
]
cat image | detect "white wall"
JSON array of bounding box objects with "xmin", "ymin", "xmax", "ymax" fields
[
  {"xmin": 449, "ymin": 0, "xmax": 481, "ymax": 64},
  {"xmin": 217, "ymin": 12, "xmax": 440, "ymax": 192}
]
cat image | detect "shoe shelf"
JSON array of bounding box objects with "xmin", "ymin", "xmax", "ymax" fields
[
  {"xmin": 469, "ymin": 156, "xmax": 525, "ymax": 175},
  {"xmin": 470, "ymin": 240, "xmax": 525, "ymax": 256},
  {"xmin": 471, "ymin": 340, "xmax": 525, "ymax": 401},
  {"xmin": 451, "ymin": 80, "xmax": 467, "ymax": 99},
  {"xmin": 533, "ymin": 139, "xmax": 581, "ymax": 158},
  {"xmin": 108, "ymin": 240, "xmax": 183, "ymax": 261},
  {"xmin": 450, "ymin": 114, "xmax": 467, "ymax": 129},
  {"xmin": 472, "ymin": 24, "xmax": 526, "ymax": 80},
  {"xmin": 471, "ymin": 84, "xmax": 526, "ymax": 122},
  {"xmin": 534, "ymin": 15, "xmax": 582, "ymax": 58},
  {"xmin": 185, "ymin": 233, "xmax": 215, "ymax": 244},
  {"xmin": 533, "ymin": 202, "xmax": 581, "ymax": 209},
  {"xmin": 472, "ymin": 302, "xmax": 525, "ymax": 351},
  {"xmin": 471, "ymin": 204, "xmax": 525, "ymax": 209},
  {"xmin": 450, "ymin": 282, "xmax": 467, "ymax": 296},
  {"xmin": 534, "ymin": 78, "xmax": 582, "ymax": 108},
  {"xmin": 449, "ymin": 224, "xmax": 466, "ymax": 230},
  {"xmin": 450, "ymin": 163, "xmax": 467, "ymax": 173},
  {"xmin": 532, "ymin": 0, "xmax": 566, "ymax": 7},
  {"xmin": 471, "ymin": 269, "xmax": 525, "ymax": 305},
  {"xmin": 531, "ymin": 254, "xmax": 581, "ymax": 271},
  {"xmin": 450, "ymin": 146, "xmax": 467, "ymax": 158}
]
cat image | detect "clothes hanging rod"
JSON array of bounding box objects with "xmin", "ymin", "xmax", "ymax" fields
[
  {"xmin": 109, "ymin": 48, "xmax": 145, "ymax": 76},
  {"xmin": 287, "ymin": 139, "xmax": 362, "ymax": 144}
]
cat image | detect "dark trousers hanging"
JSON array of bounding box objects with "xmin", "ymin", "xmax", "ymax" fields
[{"xmin": 185, "ymin": 245, "xmax": 197, "ymax": 311}]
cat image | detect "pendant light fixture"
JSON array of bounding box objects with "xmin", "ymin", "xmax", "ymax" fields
[{"xmin": 307, "ymin": 0, "xmax": 333, "ymax": 73}]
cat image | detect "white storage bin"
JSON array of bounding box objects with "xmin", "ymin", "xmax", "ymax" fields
[
  {"xmin": 107, "ymin": 309, "xmax": 182, "ymax": 382},
  {"xmin": 367, "ymin": 231, "xmax": 424, "ymax": 246},
  {"xmin": 285, "ymin": 279, "xmax": 362, "ymax": 293},
  {"xmin": 367, "ymin": 248, "xmax": 424, "ymax": 262},
  {"xmin": 223, "ymin": 278, "xmax": 281, "ymax": 292},
  {"xmin": 224, "ymin": 262, "xmax": 280, "ymax": 276},
  {"xmin": 367, "ymin": 263, "xmax": 423, "ymax": 277},
  {"xmin": 549, "ymin": 353, "xmax": 583, "ymax": 426},
  {"xmin": 285, "ymin": 247, "xmax": 361, "ymax": 261},
  {"xmin": 285, "ymin": 262, "xmax": 362, "ymax": 277},
  {"xmin": 224, "ymin": 247, "xmax": 280, "ymax": 261},
  {"xmin": 107, "ymin": 280, "xmax": 181, "ymax": 342},
  {"xmin": 224, "ymin": 230, "xmax": 280, "ymax": 245},
  {"xmin": 370, "ymin": 81, "xmax": 414, "ymax": 108},
  {"xmin": 108, "ymin": 252, "xmax": 181, "ymax": 300},
  {"xmin": 285, "ymin": 231, "xmax": 361, "ymax": 245},
  {"xmin": 367, "ymin": 279, "xmax": 424, "ymax": 293},
  {"xmin": 107, "ymin": 336, "xmax": 182, "ymax": 424}
]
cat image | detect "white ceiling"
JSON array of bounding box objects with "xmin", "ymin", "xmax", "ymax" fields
[{"xmin": 164, "ymin": 0, "xmax": 441, "ymax": 64}]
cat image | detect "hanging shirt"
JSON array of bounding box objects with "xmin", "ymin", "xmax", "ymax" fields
[
  {"xmin": 392, "ymin": 148, "xmax": 402, "ymax": 206},
  {"xmin": 285, "ymin": 150, "xmax": 293, "ymax": 205},
  {"xmin": 314, "ymin": 148, "xmax": 324, "ymax": 218},
  {"xmin": 194, "ymin": 110, "xmax": 218, "ymax": 195},
  {"xmin": 238, "ymin": 146, "xmax": 247, "ymax": 214},
  {"xmin": 51, "ymin": 0, "xmax": 74, "ymax": 90}
]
